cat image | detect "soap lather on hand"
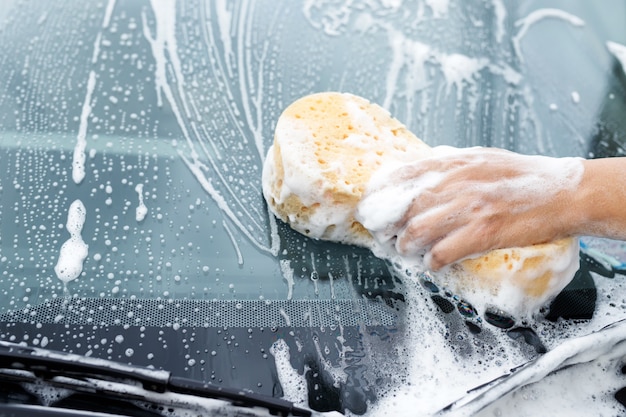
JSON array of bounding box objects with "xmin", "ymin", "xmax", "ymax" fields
[
  {"xmin": 262, "ymin": 92, "xmax": 626, "ymax": 317},
  {"xmin": 360, "ymin": 146, "xmax": 585, "ymax": 271},
  {"xmin": 365, "ymin": 145, "xmax": 626, "ymax": 273}
]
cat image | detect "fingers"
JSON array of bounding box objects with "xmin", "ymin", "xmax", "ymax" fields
[
  {"xmin": 395, "ymin": 196, "xmax": 507, "ymax": 270},
  {"xmin": 425, "ymin": 228, "xmax": 486, "ymax": 270},
  {"xmin": 382, "ymin": 148, "xmax": 479, "ymax": 186},
  {"xmin": 395, "ymin": 211, "xmax": 444, "ymax": 254},
  {"xmin": 396, "ymin": 217, "xmax": 475, "ymax": 271},
  {"xmin": 361, "ymin": 147, "xmax": 538, "ymax": 270},
  {"xmin": 359, "ymin": 164, "xmax": 456, "ymax": 236},
  {"xmin": 395, "ymin": 198, "xmax": 480, "ymax": 258}
]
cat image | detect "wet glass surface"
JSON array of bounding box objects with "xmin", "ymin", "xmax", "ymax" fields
[{"xmin": 1, "ymin": 1, "xmax": 626, "ymax": 415}]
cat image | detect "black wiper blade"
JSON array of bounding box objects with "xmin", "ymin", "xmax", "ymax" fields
[
  {"xmin": 0, "ymin": 340, "xmax": 170, "ymax": 392},
  {"xmin": 168, "ymin": 376, "xmax": 311, "ymax": 416},
  {"xmin": 0, "ymin": 341, "xmax": 312, "ymax": 417}
]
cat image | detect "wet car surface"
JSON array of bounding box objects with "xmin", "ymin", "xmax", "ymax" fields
[{"xmin": 1, "ymin": 1, "xmax": 626, "ymax": 416}]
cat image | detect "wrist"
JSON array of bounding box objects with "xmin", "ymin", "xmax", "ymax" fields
[
  {"xmin": 571, "ymin": 158, "xmax": 606, "ymax": 237},
  {"xmin": 552, "ymin": 157, "xmax": 589, "ymax": 239}
]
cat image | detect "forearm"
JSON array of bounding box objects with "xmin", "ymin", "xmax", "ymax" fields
[{"xmin": 572, "ymin": 157, "xmax": 626, "ymax": 240}]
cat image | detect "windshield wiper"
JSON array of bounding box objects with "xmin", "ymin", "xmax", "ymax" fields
[
  {"xmin": 0, "ymin": 340, "xmax": 313, "ymax": 417},
  {"xmin": 437, "ymin": 319, "xmax": 626, "ymax": 416}
]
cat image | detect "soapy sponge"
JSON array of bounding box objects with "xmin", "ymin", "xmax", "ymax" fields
[{"xmin": 262, "ymin": 92, "xmax": 579, "ymax": 316}]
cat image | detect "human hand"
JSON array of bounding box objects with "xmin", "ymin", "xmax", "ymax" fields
[{"xmin": 356, "ymin": 146, "xmax": 585, "ymax": 270}]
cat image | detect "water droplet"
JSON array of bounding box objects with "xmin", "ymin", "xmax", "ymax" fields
[
  {"xmin": 421, "ymin": 279, "xmax": 439, "ymax": 293},
  {"xmin": 457, "ymin": 300, "xmax": 477, "ymax": 317},
  {"xmin": 484, "ymin": 309, "xmax": 515, "ymax": 329}
]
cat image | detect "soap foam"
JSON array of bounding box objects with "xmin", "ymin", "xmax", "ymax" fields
[
  {"xmin": 263, "ymin": 92, "xmax": 601, "ymax": 415},
  {"xmin": 356, "ymin": 146, "xmax": 584, "ymax": 318},
  {"xmin": 135, "ymin": 183, "xmax": 148, "ymax": 222},
  {"xmin": 270, "ymin": 339, "xmax": 308, "ymax": 406},
  {"xmin": 357, "ymin": 273, "xmax": 528, "ymax": 416},
  {"xmin": 264, "ymin": 93, "xmax": 584, "ymax": 319},
  {"xmin": 54, "ymin": 199, "xmax": 89, "ymax": 284}
]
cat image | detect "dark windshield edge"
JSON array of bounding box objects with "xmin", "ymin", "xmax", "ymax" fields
[{"xmin": 0, "ymin": 341, "xmax": 312, "ymax": 417}]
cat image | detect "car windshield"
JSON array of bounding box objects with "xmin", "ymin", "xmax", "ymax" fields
[{"xmin": 1, "ymin": 0, "xmax": 626, "ymax": 416}]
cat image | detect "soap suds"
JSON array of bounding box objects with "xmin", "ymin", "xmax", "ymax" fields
[
  {"xmin": 382, "ymin": 25, "xmax": 520, "ymax": 124},
  {"xmin": 447, "ymin": 319, "xmax": 626, "ymax": 416},
  {"xmin": 72, "ymin": 71, "xmax": 96, "ymax": 184},
  {"xmin": 54, "ymin": 200, "xmax": 89, "ymax": 285},
  {"xmin": 262, "ymin": 90, "xmax": 613, "ymax": 415},
  {"xmin": 134, "ymin": 183, "xmax": 148, "ymax": 222},
  {"xmin": 513, "ymin": 8, "xmax": 585, "ymax": 63},
  {"xmin": 142, "ymin": 0, "xmax": 280, "ymax": 257},
  {"xmin": 357, "ymin": 146, "xmax": 585, "ymax": 317},
  {"xmin": 73, "ymin": 0, "xmax": 116, "ymax": 184},
  {"xmin": 279, "ymin": 259, "xmax": 295, "ymax": 300},
  {"xmin": 270, "ymin": 339, "xmax": 308, "ymax": 406},
  {"xmin": 491, "ymin": 0, "xmax": 506, "ymax": 43},
  {"xmin": 437, "ymin": 53, "xmax": 489, "ymax": 100}
]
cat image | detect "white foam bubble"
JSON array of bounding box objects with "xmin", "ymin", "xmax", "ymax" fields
[
  {"xmin": 72, "ymin": 71, "xmax": 97, "ymax": 184},
  {"xmin": 358, "ymin": 165, "xmax": 445, "ymax": 244},
  {"xmin": 135, "ymin": 183, "xmax": 148, "ymax": 222},
  {"xmin": 491, "ymin": 0, "xmax": 507, "ymax": 43},
  {"xmin": 54, "ymin": 199, "xmax": 88, "ymax": 284},
  {"xmin": 437, "ymin": 53, "xmax": 489, "ymax": 99},
  {"xmin": 270, "ymin": 339, "xmax": 308, "ymax": 406},
  {"xmin": 279, "ymin": 259, "xmax": 295, "ymax": 301}
]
